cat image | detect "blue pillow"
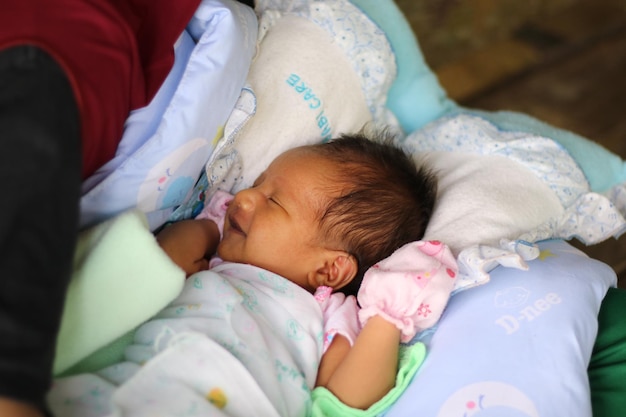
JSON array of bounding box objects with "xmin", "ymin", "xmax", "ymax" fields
[{"xmin": 386, "ymin": 239, "xmax": 616, "ymax": 417}]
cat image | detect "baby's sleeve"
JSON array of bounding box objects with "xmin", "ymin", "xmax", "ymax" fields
[{"xmin": 314, "ymin": 286, "xmax": 361, "ymax": 353}]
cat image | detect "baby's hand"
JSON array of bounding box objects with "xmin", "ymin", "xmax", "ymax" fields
[
  {"xmin": 357, "ymin": 241, "xmax": 458, "ymax": 343},
  {"xmin": 156, "ymin": 219, "xmax": 219, "ymax": 277}
]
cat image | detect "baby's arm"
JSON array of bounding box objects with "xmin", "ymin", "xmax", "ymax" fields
[
  {"xmin": 316, "ymin": 241, "xmax": 458, "ymax": 410},
  {"xmin": 156, "ymin": 219, "xmax": 220, "ymax": 276},
  {"xmin": 315, "ymin": 317, "xmax": 400, "ymax": 409}
]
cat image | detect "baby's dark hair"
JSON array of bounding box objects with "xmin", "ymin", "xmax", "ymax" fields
[{"xmin": 310, "ymin": 130, "xmax": 437, "ymax": 296}]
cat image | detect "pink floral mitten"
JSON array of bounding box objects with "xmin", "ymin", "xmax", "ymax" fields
[{"xmin": 357, "ymin": 240, "xmax": 458, "ymax": 343}]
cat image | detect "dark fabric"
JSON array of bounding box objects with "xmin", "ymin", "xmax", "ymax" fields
[
  {"xmin": 0, "ymin": 2, "xmax": 207, "ymax": 413},
  {"xmin": 0, "ymin": 45, "xmax": 81, "ymax": 414},
  {"xmin": 1, "ymin": 0, "xmax": 201, "ymax": 179},
  {"xmin": 236, "ymin": 0, "xmax": 255, "ymax": 8},
  {"xmin": 588, "ymin": 287, "xmax": 626, "ymax": 416}
]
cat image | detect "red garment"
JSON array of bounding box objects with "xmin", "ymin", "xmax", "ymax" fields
[{"xmin": 1, "ymin": 0, "xmax": 201, "ymax": 178}]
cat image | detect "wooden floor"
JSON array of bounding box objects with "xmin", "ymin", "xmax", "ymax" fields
[{"xmin": 395, "ymin": 0, "xmax": 626, "ymax": 287}]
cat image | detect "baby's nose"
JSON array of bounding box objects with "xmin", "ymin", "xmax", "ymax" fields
[{"xmin": 234, "ymin": 188, "xmax": 262, "ymax": 211}]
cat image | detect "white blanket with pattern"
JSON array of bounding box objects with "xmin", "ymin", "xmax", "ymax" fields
[{"xmin": 48, "ymin": 263, "xmax": 324, "ymax": 417}]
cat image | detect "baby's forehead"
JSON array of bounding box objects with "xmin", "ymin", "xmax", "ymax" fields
[
  {"xmin": 264, "ymin": 147, "xmax": 332, "ymax": 176},
  {"xmin": 270, "ymin": 150, "xmax": 345, "ymax": 197},
  {"xmin": 273, "ymin": 145, "xmax": 318, "ymax": 162}
]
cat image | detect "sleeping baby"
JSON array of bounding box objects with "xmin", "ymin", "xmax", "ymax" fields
[{"xmin": 47, "ymin": 133, "xmax": 458, "ymax": 417}]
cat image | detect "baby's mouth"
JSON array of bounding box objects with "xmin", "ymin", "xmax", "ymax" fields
[{"xmin": 228, "ymin": 215, "xmax": 245, "ymax": 236}]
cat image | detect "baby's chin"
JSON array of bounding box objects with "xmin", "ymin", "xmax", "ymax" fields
[
  {"xmin": 215, "ymin": 242, "xmax": 243, "ymax": 265},
  {"xmin": 215, "ymin": 243, "xmax": 230, "ymax": 262}
]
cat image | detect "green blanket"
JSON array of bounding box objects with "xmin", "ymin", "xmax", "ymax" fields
[{"xmin": 53, "ymin": 210, "xmax": 184, "ymax": 375}]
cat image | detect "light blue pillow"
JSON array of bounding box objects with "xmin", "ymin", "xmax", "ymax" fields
[
  {"xmin": 458, "ymin": 108, "xmax": 626, "ymax": 192},
  {"xmin": 79, "ymin": 0, "xmax": 258, "ymax": 231},
  {"xmin": 386, "ymin": 239, "xmax": 616, "ymax": 417},
  {"xmin": 351, "ymin": 0, "xmax": 626, "ymax": 192},
  {"xmin": 349, "ymin": 0, "xmax": 455, "ymax": 134}
]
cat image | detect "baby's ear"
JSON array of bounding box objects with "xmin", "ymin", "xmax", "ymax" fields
[{"xmin": 324, "ymin": 253, "xmax": 358, "ymax": 290}]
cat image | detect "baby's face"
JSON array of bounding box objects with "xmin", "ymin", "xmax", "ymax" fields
[{"xmin": 218, "ymin": 148, "xmax": 338, "ymax": 291}]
